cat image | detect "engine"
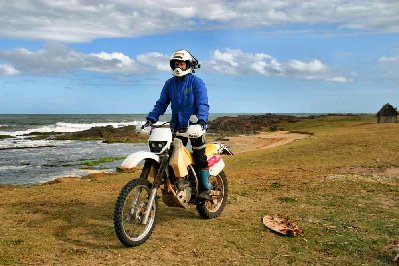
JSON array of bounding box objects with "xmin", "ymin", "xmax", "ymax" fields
[{"xmin": 175, "ymin": 177, "xmax": 192, "ymax": 208}]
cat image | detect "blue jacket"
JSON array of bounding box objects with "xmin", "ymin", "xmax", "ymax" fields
[{"xmin": 147, "ymin": 74, "xmax": 209, "ymax": 131}]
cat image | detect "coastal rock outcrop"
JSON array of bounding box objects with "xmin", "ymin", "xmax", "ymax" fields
[
  {"xmin": 18, "ymin": 114, "xmax": 307, "ymax": 143},
  {"xmin": 55, "ymin": 125, "xmax": 146, "ymax": 143},
  {"xmin": 208, "ymin": 114, "xmax": 301, "ymax": 135},
  {"xmin": 0, "ymin": 135, "xmax": 12, "ymax": 139}
]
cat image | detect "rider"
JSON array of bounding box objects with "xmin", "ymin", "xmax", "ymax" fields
[{"xmin": 145, "ymin": 49, "xmax": 212, "ymax": 200}]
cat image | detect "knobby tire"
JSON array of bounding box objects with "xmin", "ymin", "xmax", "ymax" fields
[
  {"xmin": 196, "ymin": 171, "xmax": 228, "ymax": 219},
  {"xmin": 113, "ymin": 178, "xmax": 158, "ymax": 247}
]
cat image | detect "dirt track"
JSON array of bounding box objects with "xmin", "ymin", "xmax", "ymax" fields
[{"xmin": 219, "ymin": 131, "xmax": 311, "ymax": 154}]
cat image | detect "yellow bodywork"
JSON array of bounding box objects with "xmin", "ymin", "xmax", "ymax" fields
[
  {"xmin": 169, "ymin": 141, "xmax": 220, "ymax": 177},
  {"xmin": 169, "ymin": 139, "xmax": 193, "ymax": 177},
  {"xmin": 205, "ymin": 143, "xmax": 219, "ymax": 158}
]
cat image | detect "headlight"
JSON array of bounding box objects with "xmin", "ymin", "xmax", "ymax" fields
[{"xmin": 149, "ymin": 141, "xmax": 167, "ymax": 153}]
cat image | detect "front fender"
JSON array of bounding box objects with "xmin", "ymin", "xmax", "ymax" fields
[{"xmin": 120, "ymin": 151, "xmax": 160, "ymax": 169}]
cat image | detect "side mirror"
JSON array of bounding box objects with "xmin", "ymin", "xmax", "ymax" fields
[
  {"xmin": 136, "ymin": 122, "xmax": 150, "ymax": 135},
  {"xmin": 136, "ymin": 123, "xmax": 144, "ymax": 133},
  {"xmin": 189, "ymin": 115, "xmax": 198, "ymax": 124}
]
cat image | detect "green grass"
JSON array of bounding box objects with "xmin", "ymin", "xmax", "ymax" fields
[
  {"xmin": 62, "ymin": 156, "xmax": 126, "ymax": 168},
  {"xmin": 80, "ymin": 157, "xmax": 126, "ymax": 166},
  {"xmin": 0, "ymin": 115, "xmax": 398, "ymax": 265}
]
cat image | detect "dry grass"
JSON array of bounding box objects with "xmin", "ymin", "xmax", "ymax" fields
[{"xmin": 1, "ymin": 115, "xmax": 398, "ymax": 265}]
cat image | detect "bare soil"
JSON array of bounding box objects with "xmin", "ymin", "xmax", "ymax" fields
[{"xmin": 219, "ymin": 131, "xmax": 310, "ymax": 154}]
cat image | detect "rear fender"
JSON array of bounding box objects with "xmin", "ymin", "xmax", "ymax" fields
[
  {"xmin": 120, "ymin": 151, "xmax": 160, "ymax": 169},
  {"xmin": 207, "ymin": 142, "xmax": 234, "ymax": 156},
  {"xmin": 207, "ymin": 143, "xmax": 232, "ymax": 176},
  {"xmin": 209, "ymin": 157, "xmax": 225, "ymax": 176}
]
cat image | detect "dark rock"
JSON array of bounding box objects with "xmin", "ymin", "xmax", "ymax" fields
[
  {"xmin": 208, "ymin": 114, "xmax": 301, "ymax": 135},
  {"xmin": 0, "ymin": 135, "xmax": 12, "ymax": 140},
  {"xmin": 55, "ymin": 125, "xmax": 146, "ymax": 143},
  {"xmin": 0, "ymin": 145, "xmax": 57, "ymax": 151}
]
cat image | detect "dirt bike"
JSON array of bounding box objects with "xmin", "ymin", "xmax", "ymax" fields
[{"xmin": 113, "ymin": 116, "xmax": 233, "ymax": 247}]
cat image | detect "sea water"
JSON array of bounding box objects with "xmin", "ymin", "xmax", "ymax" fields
[{"xmin": 0, "ymin": 114, "xmax": 158, "ymax": 185}]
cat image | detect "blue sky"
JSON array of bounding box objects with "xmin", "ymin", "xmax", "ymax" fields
[{"xmin": 0, "ymin": 1, "xmax": 398, "ymax": 114}]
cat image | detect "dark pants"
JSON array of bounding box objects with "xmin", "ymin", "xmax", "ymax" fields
[{"xmin": 176, "ymin": 135, "xmax": 208, "ymax": 170}]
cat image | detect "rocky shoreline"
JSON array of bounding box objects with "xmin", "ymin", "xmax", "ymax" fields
[
  {"xmin": 1, "ymin": 114, "xmax": 357, "ymax": 143},
  {"xmin": 208, "ymin": 113, "xmax": 301, "ymax": 134},
  {"xmin": 22, "ymin": 125, "xmax": 147, "ymax": 143},
  {"xmin": 54, "ymin": 125, "xmax": 147, "ymax": 143},
  {"xmin": 25, "ymin": 114, "xmax": 304, "ymax": 142}
]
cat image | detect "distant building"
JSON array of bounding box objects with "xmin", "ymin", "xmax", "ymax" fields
[{"xmin": 377, "ymin": 103, "xmax": 398, "ymax": 123}]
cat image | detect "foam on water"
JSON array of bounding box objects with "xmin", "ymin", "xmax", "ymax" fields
[
  {"xmin": 0, "ymin": 121, "xmax": 144, "ymax": 137},
  {"xmin": 0, "ymin": 165, "xmax": 29, "ymax": 171},
  {"xmin": 0, "ymin": 138, "xmax": 71, "ymax": 150}
]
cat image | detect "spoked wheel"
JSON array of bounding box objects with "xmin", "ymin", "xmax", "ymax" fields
[
  {"xmin": 114, "ymin": 178, "xmax": 158, "ymax": 247},
  {"xmin": 196, "ymin": 171, "xmax": 228, "ymax": 219}
]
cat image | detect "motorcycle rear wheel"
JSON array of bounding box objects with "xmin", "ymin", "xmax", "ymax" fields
[
  {"xmin": 196, "ymin": 170, "xmax": 228, "ymax": 219},
  {"xmin": 114, "ymin": 178, "xmax": 158, "ymax": 247}
]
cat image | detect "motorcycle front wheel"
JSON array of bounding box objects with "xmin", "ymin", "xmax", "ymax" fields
[
  {"xmin": 113, "ymin": 178, "xmax": 158, "ymax": 247},
  {"xmin": 196, "ymin": 170, "xmax": 228, "ymax": 219}
]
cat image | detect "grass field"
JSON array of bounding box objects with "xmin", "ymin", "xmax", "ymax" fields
[{"xmin": 0, "ymin": 115, "xmax": 398, "ymax": 265}]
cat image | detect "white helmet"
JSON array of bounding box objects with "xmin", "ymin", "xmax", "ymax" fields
[{"xmin": 170, "ymin": 49, "xmax": 200, "ymax": 77}]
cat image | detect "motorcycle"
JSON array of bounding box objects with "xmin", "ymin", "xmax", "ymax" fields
[{"xmin": 113, "ymin": 115, "xmax": 233, "ymax": 247}]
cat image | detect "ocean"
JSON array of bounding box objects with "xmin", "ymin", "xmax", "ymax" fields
[
  {"xmin": 0, "ymin": 113, "xmax": 237, "ymax": 185},
  {"xmin": 0, "ymin": 113, "xmax": 328, "ymax": 185},
  {"xmin": 0, "ymin": 114, "xmax": 152, "ymax": 185}
]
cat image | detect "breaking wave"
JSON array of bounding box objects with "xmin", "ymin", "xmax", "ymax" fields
[
  {"xmin": 0, "ymin": 138, "xmax": 70, "ymax": 150},
  {"xmin": 0, "ymin": 121, "xmax": 144, "ymax": 137}
]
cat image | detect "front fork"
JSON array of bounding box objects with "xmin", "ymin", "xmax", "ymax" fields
[{"xmin": 141, "ymin": 154, "xmax": 169, "ymax": 225}]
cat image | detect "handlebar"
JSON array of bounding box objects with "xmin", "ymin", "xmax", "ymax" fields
[
  {"xmin": 141, "ymin": 121, "xmax": 169, "ymax": 130},
  {"xmin": 136, "ymin": 117, "xmax": 205, "ymax": 139},
  {"xmin": 175, "ymin": 124, "xmax": 205, "ymax": 138}
]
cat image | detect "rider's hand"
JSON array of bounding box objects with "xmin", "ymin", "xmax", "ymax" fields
[
  {"xmin": 197, "ymin": 119, "xmax": 207, "ymax": 130},
  {"xmin": 143, "ymin": 120, "xmax": 153, "ymax": 129}
]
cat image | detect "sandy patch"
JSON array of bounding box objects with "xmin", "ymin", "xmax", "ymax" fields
[
  {"xmin": 219, "ymin": 131, "xmax": 310, "ymax": 154},
  {"xmin": 337, "ymin": 166, "xmax": 399, "ymax": 179}
]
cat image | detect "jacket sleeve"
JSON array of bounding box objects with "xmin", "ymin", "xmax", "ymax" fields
[
  {"xmin": 147, "ymin": 82, "xmax": 170, "ymax": 122},
  {"xmin": 193, "ymin": 77, "xmax": 210, "ymax": 123}
]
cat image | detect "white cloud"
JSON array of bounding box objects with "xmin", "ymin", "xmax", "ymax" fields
[
  {"xmin": 286, "ymin": 59, "xmax": 328, "ymax": 73},
  {"xmin": 0, "ymin": 43, "xmax": 170, "ymax": 75},
  {"xmin": 0, "ymin": 1, "xmax": 398, "ymax": 42},
  {"xmin": 207, "ymin": 49, "xmax": 351, "ymax": 82},
  {"xmin": 207, "ymin": 49, "xmax": 282, "ymax": 76},
  {"xmin": 0, "ymin": 44, "xmax": 354, "ymax": 82},
  {"xmin": 377, "ymin": 55, "xmax": 399, "ymax": 81},
  {"xmin": 378, "ymin": 56, "xmax": 399, "ymax": 64},
  {"xmin": 137, "ymin": 52, "xmax": 170, "ymax": 71},
  {"xmin": 326, "ymin": 76, "xmax": 353, "ymax": 83},
  {"xmin": 88, "ymin": 52, "xmax": 137, "ymax": 73},
  {"xmin": 285, "ymin": 59, "xmax": 331, "ymax": 80},
  {"xmin": 0, "ymin": 64, "xmax": 20, "ymax": 76}
]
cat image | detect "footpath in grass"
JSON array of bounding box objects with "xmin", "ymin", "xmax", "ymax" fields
[{"xmin": 0, "ymin": 115, "xmax": 398, "ymax": 265}]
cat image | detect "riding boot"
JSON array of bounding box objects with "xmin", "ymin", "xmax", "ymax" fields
[{"xmin": 197, "ymin": 168, "xmax": 213, "ymax": 200}]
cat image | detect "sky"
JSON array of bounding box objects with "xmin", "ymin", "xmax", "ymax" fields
[{"xmin": 0, "ymin": 1, "xmax": 398, "ymax": 114}]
